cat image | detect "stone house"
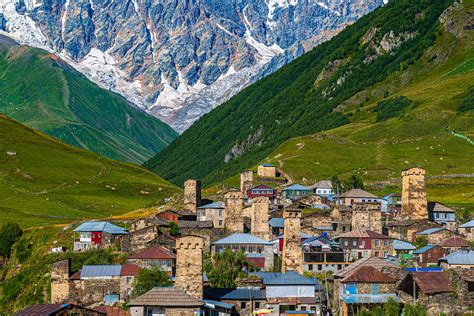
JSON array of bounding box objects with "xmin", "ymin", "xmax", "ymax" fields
[
  {"xmin": 301, "ymin": 210, "xmax": 332, "ymax": 235},
  {"xmin": 282, "ymin": 184, "xmax": 313, "ymax": 201},
  {"xmin": 390, "ymin": 239, "xmax": 415, "ymax": 258},
  {"xmin": 338, "ymin": 266, "xmax": 399, "ymax": 316},
  {"xmin": 72, "ymin": 221, "xmax": 128, "ymax": 252},
  {"xmin": 178, "ymin": 220, "xmax": 217, "ymax": 252},
  {"xmin": 415, "ymin": 227, "xmax": 456, "ymax": 244},
  {"xmin": 446, "ymin": 269, "xmax": 474, "ymax": 310},
  {"xmin": 204, "ymin": 288, "xmax": 267, "ymax": 315},
  {"xmin": 14, "ymin": 304, "xmax": 106, "ymax": 316},
  {"xmin": 458, "ymin": 219, "xmax": 474, "ymax": 241},
  {"xmin": 302, "ymin": 236, "xmax": 350, "ymax": 273},
  {"xmin": 197, "ymin": 201, "xmax": 225, "ymax": 228},
  {"xmin": 156, "ymin": 209, "xmax": 196, "ymax": 223},
  {"xmin": 334, "ymin": 230, "xmax": 394, "ymax": 261},
  {"xmin": 337, "ymin": 189, "xmax": 387, "ymax": 212},
  {"xmin": 438, "ymin": 249, "xmax": 474, "ymax": 269},
  {"xmin": 412, "ymin": 245, "xmax": 448, "ymax": 267},
  {"xmin": 129, "ymin": 287, "xmax": 203, "ymax": 316},
  {"xmin": 127, "ymin": 245, "xmax": 176, "ymax": 276},
  {"xmin": 427, "ymin": 202, "xmax": 456, "ymax": 230},
  {"xmin": 126, "ymin": 217, "xmax": 172, "ymax": 252},
  {"xmin": 385, "ymin": 218, "xmax": 441, "ymax": 242},
  {"xmin": 257, "ymin": 164, "xmax": 277, "ymax": 178},
  {"xmin": 331, "ymin": 205, "xmax": 353, "ymax": 234},
  {"xmin": 350, "ymin": 203, "xmax": 382, "ymax": 232},
  {"xmin": 438, "ymin": 236, "xmax": 469, "ymax": 253},
  {"xmin": 212, "ymin": 233, "xmax": 273, "ymax": 271}
]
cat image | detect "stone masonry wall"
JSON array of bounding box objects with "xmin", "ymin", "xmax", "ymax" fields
[
  {"xmin": 351, "ymin": 203, "xmax": 382, "ymax": 232},
  {"xmin": 51, "ymin": 259, "xmax": 71, "ymax": 303},
  {"xmin": 251, "ymin": 197, "xmax": 271, "ymax": 240},
  {"xmin": 184, "ymin": 179, "xmax": 201, "ymax": 213},
  {"xmin": 401, "ymin": 168, "xmax": 428, "ymax": 220},
  {"xmin": 175, "ymin": 235, "xmax": 204, "ymax": 299},
  {"xmin": 240, "ymin": 170, "xmax": 254, "ymax": 198},
  {"xmin": 282, "ymin": 209, "xmax": 303, "ymax": 274},
  {"xmin": 225, "ymin": 190, "xmax": 244, "ymax": 234}
]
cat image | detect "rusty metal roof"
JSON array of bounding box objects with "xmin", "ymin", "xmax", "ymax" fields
[
  {"xmin": 341, "ymin": 266, "xmax": 396, "ymax": 283},
  {"xmin": 413, "ymin": 272, "xmax": 453, "ymax": 294},
  {"xmin": 129, "ymin": 287, "xmax": 203, "ymax": 307},
  {"xmin": 438, "ymin": 236, "xmax": 469, "ymax": 248},
  {"xmin": 128, "ymin": 245, "xmax": 176, "ymax": 260},
  {"xmin": 334, "ymin": 256, "xmax": 399, "ymax": 279},
  {"xmin": 14, "ymin": 304, "xmax": 105, "ymax": 316}
]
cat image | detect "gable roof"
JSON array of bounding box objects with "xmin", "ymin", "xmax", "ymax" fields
[
  {"xmin": 459, "ymin": 220, "xmax": 474, "ymax": 228},
  {"xmin": 413, "ymin": 245, "xmax": 437, "ymax": 254},
  {"xmin": 427, "ymin": 201, "xmax": 455, "ymax": 213},
  {"xmin": 334, "ymin": 256, "xmax": 398, "ymax": 279},
  {"xmin": 14, "ymin": 304, "xmax": 104, "ymax": 316},
  {"xmin": 416, "ymin": 227, "xmax": 445, "ymax": 235},
  {"xmin": 283, "ymin": 184, "xmax": 312, "ymax": 191},
  {"xmin": 80, "ymin": 265, "xmax": 122, "ymax": 278},
  {"xmin": 178, "ymin": 220, "xmax": 213, "ymax": 228},
  {"xmin": 251, "ymin": 184, "xmax": 275, "ymax": 190},
  {"xmin": 128, "ymin": 246, "xmax": 176, "ymax": 260},
  {"xmin": 197, "ymin": 201, "xmax": 225, "ymax": 209},
  {"xmin": 269, "ymin": 217, "xmax": 285, "ymax": 228},
  {"xmin": 334, "ymin": 230, "xmax": 392, "ymax": 240},
  {"xmin": 439, "ymin": 250, "xmax": 474, "ymax": 265},
  {"xmin": 254, "ymin": 271, "xmax": 320, "ymax": 286},
  {"xmin": 204, "ymin": 288, "xmax": 266, "ymax": 300},
  {"xmin": 129, "ymin": 287, "xmax": 203, "ymax": 307},
  {"xmin": 339, "ymin": 189, "xmax": 379, "ymax": 199},
  {"xmin": 413, "ymin": 272, "xmax": 453, "ymax": 294},
  {"xmin": 311, "ymin": 180, "xmax": 333, "ymax": 189},
  {"xmin": 73, "ymin": 221, "xmax": 128, "ymax": 234},
  {"xmin": 438, "ymin": 236, "xmax": 469, "ymax": 248},
  {"xmin": 341, "ymin": 266, "xmax": 396, "ymax": 283},
  {"xmin": 393, "ymin": 240, "xmax": 416, "ymax": 251},
  {"xmin": 120, "ymin": 264, "xmax": 141, "ymax": 277},
  {"xmin": 213, "ymin": 233, "xmax": 272, "ymax": 245}
]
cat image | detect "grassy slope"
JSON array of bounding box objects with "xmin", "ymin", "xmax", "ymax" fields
[
  {"xmin": 146, "ymin": 0, "xmax": 456, "ymax": 186},
  {"xmin": 0, "ymin": 114, "xmax": 180, "ymax": 227},
  {"xmin": 0, "ymin": 37, "xmax": 177, "ymax": 164}
]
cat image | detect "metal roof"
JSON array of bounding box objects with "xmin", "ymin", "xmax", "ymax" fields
[
  {"xmin": 333, "ymin": 256, "xmax": 399, "ymax": 279},
  {"xmin": 413, "ymin": 245, "xmax": 436, "ymax": 254},
  {"xmin": 416, "ymin": 227, "xmax": 444, "ymax": 235},
  {"xmin": 439, "ymin": 250, "xmax": 474, "ymax": 265},
  {"xmin": 393, "ymin": 240, "xmax": 416, "ymax": 251},
  {"xmin": 427, "ymin": 201, "xmax": 455, "ymax": 213},
  {"xmin": 73, "ymin": 221, "xmax": 128, "ymax": 234},
  {"xmin": 129, "ymin": 287, "xmax": 203, "ymax": 307},
  {"xmin": 413, "ymin": 272, "xmax": 453, "ymax": 294},
  {"xmin": 198, "ymin": 201, "xmax": 225, "ymax": 209},
  {"xmin": 128, "ymin": 246, "xmax": 176, "ymax": 260},
  {"xmin": 203, "ymin": 300, "xmax": 234, "ymax": 310},
  {"xmin": 213, "ymin": 233, "xmax": 272, "ymax": 245},
  {"xmin": 261, "ymin": 163, "xmax": 274, "ymax": 167},
  {"xmin": 334, "ymin": 229, "xmax": 392, "ymax": 240},
  {"xmin": 339, "ymin": 189, "xmax": 379, "ymax": 199},
  {"xmin": 283, "ymin": 184, "xmax": 312, "ymax": 191},
  {"xmin": 80, "ymin": 265, "xmax": 122, "ymax": 278},
  {"xmin": 269, "ymin": 218, "xmax": 285, "ymax": 228},
  {"xmin": 342, "ymin": 294, "xmax": 399, "ymax": 304},
  {"xmin": 14, "ymin": 304, "xmax": 105, "ymax": 316},
  {"xmin": 459, "ymin": 220, "xmax": 474, "ymax": 228},
  {"xmin": 246, "ymin": 253, "xmax": 266, "ymax": 258},
  {"xmin": 253, "ymin": 271, "xmax": 320, "ymax": 286},
  {"xmin": 438, "ymin": 236, "xmax": 469, "ymax": 248},
  {"xmin": 204, "ymin": 288, "xmax": 266, "ymax": 300},
  {"xmin": 341, "ymin": 266, "xmax": 396, "ymax": 283}
]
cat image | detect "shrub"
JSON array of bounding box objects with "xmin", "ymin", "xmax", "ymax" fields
[
  {"xmin": 131, "ymin": 267, "xmax": 172, "ymax": 299},
  {"xmin": 458, "ymin": 86, "xmax": 474, "ymax": 112},
  {"xmin": 373, "ymin": 96, "xmax": 415, "ymax": 122},
  {"xmin": 0, "ymin": 222, "xmax": 23, "ymax": 258}
]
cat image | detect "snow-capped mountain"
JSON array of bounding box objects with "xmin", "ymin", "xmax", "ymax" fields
[{"xmin": 0, "ymin": 0, "xmax": 384, "ymax": 133}]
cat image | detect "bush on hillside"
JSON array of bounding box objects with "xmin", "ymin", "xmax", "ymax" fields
[
  {"xmin": 0, "ymin": 222, "xmax": 22, "ymax": 258},
  {"xmin": 204, "ymin": 249, "xmax": 253, "ymax": 288},
  {"xmin": 373, "ymin": 96, "xmax": 415, "ymax": 122},
  {"xmin": 458, "ymin": 86, "xmax": 474, "ymax": 112}
]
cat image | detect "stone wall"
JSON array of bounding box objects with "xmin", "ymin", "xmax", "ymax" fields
[
  {"xmin": 184, "ymin": 179, "xmax": 201, "ymax": 212},
  {"xmin": 282, "ymin": 209, "xmax": 303, "ymax": 274},
  {"xmin": 224, "ymin": 190, "xmax": 244, "ymax": 234},
  {"xmin": 251, "ymin": 197, "xmax": 271, "ymax": 240},
  {"xmin": 257, "ymin": 165, "xmax": 276, "ymax": 178},
  {"xmin": 127, "ymin": 225, "xmax": 160, "ymax": 252},
  {"xmin": 175, "ymin": 235, "xmax": 204, "ymax": 299},
  {"xmin": 423, "ymin": 229, "xmax": 455, "ymax": 244},
  {"xmin": 51, "ymin": 259, "xmax": 71, "ymax": 303},
  {"xmin": 401, "ymin": 168, "xmax": 428, "ymax": 220},
  {"xmin": 357, "ymin": 282, "xmax": 397, "ymax": 294},
  {"xmin": 351, "ymin": 203, "xmax": 382, "ymax": 232},
  {"xmin": 70, "ymin": 278, "xmax": 122, "ymax": 305},
  {"xmin": 240, "ymin": 170, "xmax": 254, "ymax": 198}
]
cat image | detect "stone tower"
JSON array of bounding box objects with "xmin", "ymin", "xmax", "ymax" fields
[
  {"xmin": 175, "ymin": 235, "xmax": 204, "ymax": 299},
  {"xmin": 184, "ymin": 179, "xmax": 201, "ymax": 212},
  {"xmin": 240, "ymin": 170, "xmax": 254, "ymax": 198},
  {"xmin": 401, "ymin": 167, "xmax": 428, "ymax": 220},
  {"xmin": 51, "ymin": 259, "xmax": 71, "ymax": 303},
  {"xmin": 224, "ymin": 190, "xmax": 244, "ymax": 234},
  {"xmin": 251, "ymin": 196, "xmax": 270, "ymax": 240},
  {"xmin": 282, "ymin": 209, "xmax": 303, "ymax": 274}
]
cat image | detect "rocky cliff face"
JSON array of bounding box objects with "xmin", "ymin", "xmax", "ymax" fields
[{"xmin": 0, "ymin": 0, "xmax": 384, "ymax": 132}]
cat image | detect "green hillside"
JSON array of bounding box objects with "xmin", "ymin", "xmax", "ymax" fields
[
  {"xmin": 146, "ymin": 0, "xmax": 473, "ymax": 189},
  {"xmin": 0, "ymin": 114, "xmax": 180, "ymax": 227},
  {"xmin": 0, "ymin": 35, "xmax": 177, "ymax": 164}
]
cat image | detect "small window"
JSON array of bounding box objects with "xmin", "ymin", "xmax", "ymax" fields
[
  {"xmin": 308, "ymin": 264, "xmax": 313, "ymax": 271},
  {"xmin": 384, "ymin": 240, "xmax": 388, "ymax": 247},
  {"xmin": 344, "ymin": 241, "xmax": 348, "ymax": 246},
  {"xmin": 375, "ymin": 240, "xmax": 380, "ymax": 247},
  {"xmin": 219, "ymin": 210, "xmax": 223, "ymax": 216},
  {"xmin": 241, "ymin": 302, "xmax": 247, "ymax": 309},
  {"xmin": 301, "ymin": 307, "xmax": 307, "ymax": 311},
  {"xmin": 255, "ymin": 302, "xmax": 261, "ymax": 309},
  {"xmin": 352, "ymin": 240, "xmax": 357, "ymax": 247},
  {"xmin": 318, "ymin": 264, "xmax": 322, "ymax": 271},
  {"xmin": 218, "ymin": 220, "xmax": 223, "ymax": 226}
]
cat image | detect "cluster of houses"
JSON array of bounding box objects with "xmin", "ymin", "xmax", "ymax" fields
[{"xmin": 15, "ymin": 165, "xmax": 474, "ymax": 316}]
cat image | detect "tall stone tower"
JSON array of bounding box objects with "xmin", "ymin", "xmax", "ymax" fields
[
  {"xmin": 401, "ymin": 167, "xmax": 428, "ymax": 220},
  {"xmin": 251, "ymin": 197, "xmax": 270, "ymax": 240},
  {"xmin": 224, "ymin": 190, "xmax": 244, "ymax": 234},
  {"xmin": 282, "ymin": 209, "xmax": 303, "ymax": 274},
  {"xmin": 240, "ymin": 170, "xmax": 254, "ymax": 198},
  {"xmin": 51, "ymin": 259, "xmax": 71, "ymax": 303},
  {"xmin": 184, "ymin": 179, "xmax": 201, "ymax": 212},
  {"xmin": 175, "ymin": 235, "xmax": 204, "ymax": 299}
]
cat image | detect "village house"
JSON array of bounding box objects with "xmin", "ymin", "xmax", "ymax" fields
[
  {"xmin": 156, "ymin": 209, "xmax": 196, "ymax": 223},
  {"xmin": 427, "ymin": 202, "xmax": 456, "ymax": 230},
  {"xmin": 247, "ymin": 184, "xmax": 278, "ymax": 204},
  {"xmin": 391, "ymin": 239, "xmax": 416, "ymax": 258},
  {"xmin": 331, "ymin": 205, "xmax": 353, "ymax": 234},
  {"xmin": 73, "ymin": 221, "xmax": 128, "ymax": 252},
  {"xmin": 438, "ymin": 249, "xmax": 474, "ymax": 269},
  {"xmin": 127, "ymin": 217, "xmax": 174, "ymax": 252},
  {"xmin": 269, "ymin": 217, "xmax": 285, "ymax": 238},
  {"xmin": 282, "ymin": 184, "xmax": 313, "ymax": 201},
  {"xmin": 127, "ymin": 245, "xmax": 176, "ymax": 276},
  {"xmin": 337, "ymin": 189, "xmax": 387, "ymax": 212},
  {"xmin": 415, "ymin": 227, "xmax": 456, "ymax": 244},
  {"xmin": 204, "ymin": 288, "xmax": 267, "ymax": 315},
  {"xmin": 14, "ymin": 304, "xmax": 106, "ymax": 316},
  {"xmin": 302, "ymin": 236, "xmax": 350, "ymax": 273},
  {"xmin": 438, "ymin": 236, "xmax": 470, "ymax": 253},
  {"xmin": 412, "ymin": 245, "xmax": 448, "ymax": 268},
  {"xmin": 310, "ymin": 180, "xmax": 334, "ymax": 197},
  {"xmin": 129, "ymin": 287, "xmax": 204, "ymax": 316},
  {"xmin": 383, "ymin": 192, "xmax": 402, "ymax": 206},
  {"xmin": 458, "ymin": 219, "xmax": 474, "ymax": 241},
  {"xmin": 301, "ymin": 210, "xmax": 332, "ymax": 236},
  {"xmin": 447, "ymin": 269, "xmax": 474, "ymax": 310},
  {"xmin": 334, "ymin": 230, "xmax": 394, "ymax": 261},
  {"xmin": 197, "ymin": 201, "xmax": 225, "ymax": 228},
  {"xmin": 338, "ymin": 266, "xmax": 399, "ymax": 316},
  {"xmin": 212, "ymin": 233, "xmax": 274, "ymax": 271},
  {"xmin": 257, "ymin": 164, "xmax": 277, "ymax": 178},
  {"xmin": 385, "ymin": 219, "xmax": 442, "ymax": 242}
]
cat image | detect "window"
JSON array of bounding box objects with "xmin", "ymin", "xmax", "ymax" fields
[
  {"xmin": 301, "ymin": 307, "xmax": 307, "ymax": 311},
  {"xmin": 308, "ymin": 264, "xmax": 313, "ymax": 271},
  {"xmin": 219, "ymin": 210, "xmax": 223, "ymax": 216},
  {"xmin": 241, "ymin": 302, "xmax": 247, "ymax": 309},
  {"xmin": 255, "ymin": 302, "xmax": 261, "ymax": 309},
  {"xmin": 436, "ymin": 213, "xmax": 440, "ymax": 219},
  {"xmin": 375, "ymin": 240, "xmax": 380, "ymax": 247},
  {"xmin": 218, "ymin": 220, "xmax": 223, "ymax": 226},
  {"xmin": 384, "ymin": 240, "xmax": 388, "ymax": 247},
  {"xmin": 344, "ymin": 241, "xmax": 348, "ymax": 247},
  {"xmin": 318, "ymin": 264, "xmax": 322, "ymax": 271},
  {"xmin": 352, "ymin": 240, "xmax": 357, "ymax": 247},
  {"xmin": 338, "ymin": 264, "xmax": 342, "ymax": 270}
]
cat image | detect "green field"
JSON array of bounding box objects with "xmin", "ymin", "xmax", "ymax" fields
[
  {"xmin": 0, "ymin": 36, "xmax": 177, "ymax": 163},
  {"xmin": 0, "ymin": 114, "xmax": 180, "ymax": 227}
]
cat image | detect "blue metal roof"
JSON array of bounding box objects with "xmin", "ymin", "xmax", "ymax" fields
[
  {"xmin": 459, "ymin": 220, "xmax": 474, "ymax": 228},
  {"xmin": 80, "ymin": 265, "xmax": 122, "ymax": 278},
  {"xmin": 261, "ymin": 163, "xmax": 274, "ymax": 167},
  {"xmin": 413, "ymin": 245, "xmax": 436, "ymax": 254},
  {"xmin": 203, "ymin": 300, "xmax": 234, "ymax": 310},
  {"xmin": 204, "ymin": 288, "xmax": 266, "ymax": 300},
  {"xmin": 342, "ymin": 294, "xmax": 399, "ymax": 304},
  {"xmin": 73, "ymin": 221, "xmax": 128, "ymax": 234},
  {"xmin": 269, "ymin": 218, "xmax": 285, "ymax": 228},
  {"xmin": 404, "ymin": 267, "xmax": 443, "ymax": 272},
  {"xmin": 283, "ymin": 184, "xmax": 312, "ymax": 191},
  {"xmin": 198, "ymin": 201, "xmax": 225, "ymax": 209},
  {"xmin": 213, "ymin": 233, "xmax": 272, "ymax": 245},
  {"xmin": 253, "ymin": 271, "xmax": 320, "ymax": 287},
  {"xmin": 246, "ymin": 253, "xmax": 266, "ymax": 258},
  {"xmin": 439, "ymin": 250, "xmax": 474, "ymax": 265},
  {"xmin": 393, "ymin": 240, "xmax": 416, "ymax": 251},
  {"xmin": 416, "ymin": 227, "xmax": 443, "ymax": 235}
]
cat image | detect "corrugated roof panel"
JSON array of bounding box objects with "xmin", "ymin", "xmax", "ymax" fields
[
  {"xmin": 459, "ymin": 220, "xmax": 474, "ymax": 228},
  {"xmin": 80, "ymin": 265, "xmax": 122, "ymax": 278},
  {"xmin": 413, "ymin": 245, "xmax": 436, "ymax": 254},
  {"xmin": 416, "ymin": 227, "xmax": 443, "ymax": 235},
  {"xmin": 269, "ymin": 218, "xmax": 285, "ymax": 228},
  {"xmin": 393, "ymin": 240, "xmax": 416, "ymax": 251},
  {"xmin": 213, "ymin": 233, "xmax": 272, "ymax": 245},
  {"xmin": 254, "ymin": 271, "xmax": 319, "ymax": 286},
  {"xmin": 283, "ymin": 184, "xmax": 312, "ymax": 191},
  {"xmin": 73, "ymin": 221, "xmax": 128, "ymax": 234},
  {"xmin": 439, "ymin": 250, "xmax": 474, "ymax": 265}
]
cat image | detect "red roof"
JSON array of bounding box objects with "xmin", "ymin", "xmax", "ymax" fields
[
  {"xmin": 128, "ymin": 246, "xmax": 176, "ymax": 260},
  {"xmin": 69, "ymin": 271, "xmax": 81, "ymax": 280},
  {"xmin": 413, "ymin": 272, "xmax": 453, "ymax": 294},
  {"xmin": 120, "ymin": 264, "xmax": 141, "ymax": 276},
  {"xmin": 341, "ymin": 266, "xmax": 396, "ymax": 283},
  {"xmin": 93, "ymin": 306, "xmax": 130, "ymax": 316},
  {"xmin": 438, "ymin": 236, "xmax": 469, "ymax": 248}
]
